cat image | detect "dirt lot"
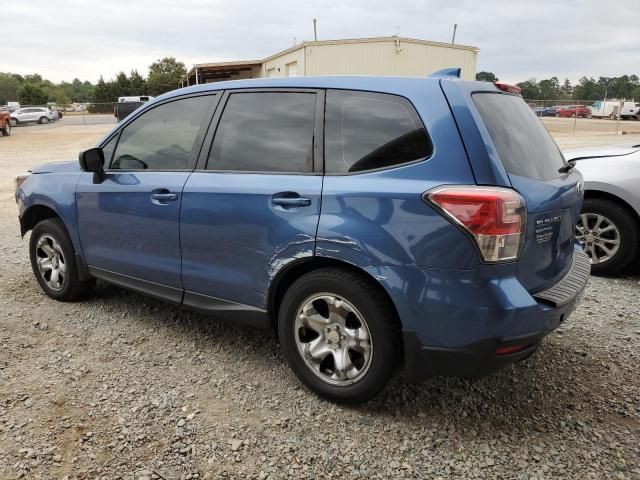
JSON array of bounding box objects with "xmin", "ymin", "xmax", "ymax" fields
[
  {"xmin": 0, "ymin": 121, "xmax": 639, "ymax": 479},
  {"xmin": 541, "ymin": 116, "xmax": 640, "ymax": 137}
]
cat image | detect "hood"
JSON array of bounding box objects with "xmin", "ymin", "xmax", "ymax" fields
[
  {"xmin": 30, "ymin": 161, "xmax": 82, "ymax": 174},
  {"xmin": 563, "ymin": 145, "xmax": 640, "ymax": 161}
]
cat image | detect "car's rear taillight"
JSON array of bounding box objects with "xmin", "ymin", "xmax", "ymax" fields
[{"xmin": 425, "ymin": 186, "xmax": 527, "ymax": 262}]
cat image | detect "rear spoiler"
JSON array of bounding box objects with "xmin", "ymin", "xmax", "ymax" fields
[{"xmin": 429, "ymin": 68, "xmax": 461, "ymax": 79}]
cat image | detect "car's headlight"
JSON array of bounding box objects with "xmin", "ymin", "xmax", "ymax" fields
[{"xmin": 15, "ymin": 172, "xmax": 31, "ymax": 195}]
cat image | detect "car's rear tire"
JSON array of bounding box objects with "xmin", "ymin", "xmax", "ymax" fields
[
  {"xmin": 576, "ymin": 198, "xmax": 639, "ymax": 275},
  {"xmin": 39, "ymin": 116, "xmax": 49, "ymax": 124},
  {"xmin": 29, "ymin": 218, "xmax": 96, "ymax": 301},
  {"xmin": 278, "ymin": 268, "xmax": 400, "ymax": 404},
  {"xmin": 9, "ymin": 118, "xmax": 17, "ymax": 127},
  {"xmin": 1, "ymin": 122, "xmax": 10, "ymax": 136}
]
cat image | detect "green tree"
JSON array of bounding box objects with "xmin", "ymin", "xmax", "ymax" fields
[
  {"xmin": 18, "ymin": 83, "xmax": 49, "ymax": 105},
  {"xmin": 113, "ymin": 71, "xmax": 131, "ymax": 96},
  {"xmin": 129, "ymin": 70, "xmax": 147, "ymax": 95},
  {"xmin": 0, "ymin": 73, "xmax": 22, "ymax": 104},
  {"xmin": 24, "ymin": 74, "xmax": 43, "ymax": 85},
  {"xmin": 561, "ymin": 78, "xmax": 573, "ymax": 98},
  {"xmin": 516, "ymin": 79, "xmax": 540, "ymax": 99},
  {"xmin": 573, "ymin": 77, "xmax": 602, "ymax": 100},
  {"xmin": 146, "ymin": 57, "xmax": 186, "ymax": 96},
  {"xmin": 538, "ymin": 77, "xmax": 561, "ymax": 100},
  {"xmin": 475, "ymin": 71, "xmax": 498, "ymax": 82},
  {"xmin": 90, "ymin": 76, "xmax": 115, "ymax": 112}
]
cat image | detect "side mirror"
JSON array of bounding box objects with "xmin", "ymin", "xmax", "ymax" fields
[
  {"xmin": 79, "ymin": 147, "xmax": 104, "ymax": 172},
  {"xmin": 79, "ymin": 147, "xmax": 105, "ymax": 183}
]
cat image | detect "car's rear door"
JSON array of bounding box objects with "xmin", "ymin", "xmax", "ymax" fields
[
  {"xmin": 180, "ymin": 89, "xmax": 324, "ymax": 317},
  {"xmin": 442, "ymin": 81, "xmax": 583, "ymax": 293},
  {"xmin": 76, "ymin": 94, "xmax": 217, "ymax": 301}
]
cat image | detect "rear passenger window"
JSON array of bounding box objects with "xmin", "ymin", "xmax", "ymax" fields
[
  {"xmin": 324, "ymin": 90, "xmax": 432, "ymax": 174},
  {"xmin": 207, "ymin": 92, "xmax": 316, "ymax": 173}
]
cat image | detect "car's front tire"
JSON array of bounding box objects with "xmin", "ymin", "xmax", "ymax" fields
[
  {"xmin": 29, "ymin": 218, "xmax": 95, "ymax": 301},
  {"xmin": 278, "ymin": 268, "xmax": 400, "ymax": 404},
  {"xmin": 576, "ymin": 198, "xmax": 639, "ymax": 275},
  {"xmin": 39, "ymin": 116, "xmax": 49, "ymax": 124}
]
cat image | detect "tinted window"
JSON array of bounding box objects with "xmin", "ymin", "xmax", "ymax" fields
[
  {"xmin": 101, "ymin": 135, "xmax": 118, "ymax": 165},
  {"xmin": 207, "ymin": 92, "xmax": 316, "ymax": 172},
  {"xmin": 473, "ymin": 93, "xmax": 565, "ymax": 180},
  {"xmin": 111, "ymin": 96, "xmax": 213, "ymax": 170},
  {"xmin": 325, "ymin": 90, "xmax": 432, "ymax": 174}
]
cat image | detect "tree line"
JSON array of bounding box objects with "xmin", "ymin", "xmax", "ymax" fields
[
  {"xmin": 476, "ymin": 71, "xmax": 640, "ymax": 101},
  {"xmin": 3, "ymin": 63, "xmax": 637, "ymax": 107},
  {"xmin": 0, "ymin": 57, "xmax": 187, "ymax": 108}
]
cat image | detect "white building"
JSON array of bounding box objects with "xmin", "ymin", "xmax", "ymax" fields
[{"xmin": 181, "ymin": 36, "xmax": 479, "ymax": 86}]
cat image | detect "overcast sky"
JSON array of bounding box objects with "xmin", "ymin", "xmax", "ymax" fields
[{"xmin": 2, "ymin": 0, "xmax": 638, "ymax": 84}]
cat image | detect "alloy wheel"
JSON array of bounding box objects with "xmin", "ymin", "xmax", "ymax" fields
[
  {"xmin": 35, "ymin": 234, "xmax": 67, "ymax": 291},
  {"xmin": 576, "ymin": 213, "xmax": 621, "ymax": 265},
  {"xmin": 293, "ymin": 294, "xmax": 373, "ymax": 386}
]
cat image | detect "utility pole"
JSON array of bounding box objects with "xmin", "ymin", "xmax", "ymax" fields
[
  {"xmin": 451, "ymin": 23, "xmax": 458, "ymax": 44},
  {"xmin": 313, "ymin": 19, "xmax": 317, "ymax": 41}
]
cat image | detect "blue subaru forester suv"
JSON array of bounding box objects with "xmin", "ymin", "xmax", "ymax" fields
[{"xmin": 15, "ymin": 70, "xmax": 590, "ymax": 404}]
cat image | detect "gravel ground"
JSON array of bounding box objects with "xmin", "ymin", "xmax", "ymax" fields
[{"xmin": 0, "ymin": 124, "xmax": 639, "ymax": 479}]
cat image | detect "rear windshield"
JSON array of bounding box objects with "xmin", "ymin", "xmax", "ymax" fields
[{"xmin": 473, "ymin": 93, "xmax": 565, "ymax": 180}]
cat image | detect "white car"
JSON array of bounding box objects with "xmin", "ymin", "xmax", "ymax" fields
[
  {"xmin": 9, "ymin": 107, "xmax": 56, "ymax": 126},
  {"xmin": 565, "ymin": 144, "xmax": 640, "ymax": 275}
]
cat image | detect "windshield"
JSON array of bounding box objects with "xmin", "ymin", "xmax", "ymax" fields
[{"xmin": 473, "ymin": 93, "xmax": 566, "ymax": 180}]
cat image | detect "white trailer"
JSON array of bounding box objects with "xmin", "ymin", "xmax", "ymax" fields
[
  {"xmin": 620, "ymin": 101, "xmax": 640, "ymax": 120},
  {"xmin": 590, "ymin": 100, "xmax": 620, "ymax": 118}
]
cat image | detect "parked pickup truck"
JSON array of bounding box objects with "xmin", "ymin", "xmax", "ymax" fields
[
  {"xmin": 0, "ymin": 109, "xmax": 11, "ymax": 136},
  {"xmin": 114, "ymin": 96, "xmax": 153, "ymax": 122}
]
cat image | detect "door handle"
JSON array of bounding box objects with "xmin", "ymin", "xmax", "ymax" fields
[
  {"xmin": 150, "ymin": 190, "xmax": 178, "ymax": 204},
  {"xmin": 272, "ymin": 197, "xmax": 312, "ymax": 208},
  {"xmin": 151, "ymin": 193, "xmax": 178, "ymax": 201}
]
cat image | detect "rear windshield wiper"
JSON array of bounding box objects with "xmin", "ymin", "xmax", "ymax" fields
[{"xmin": 558, "ymin": 161, "xmax": 575, "ymax": 174}]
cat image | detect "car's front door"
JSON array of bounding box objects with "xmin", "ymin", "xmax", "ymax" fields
[
  {"xmin": 22, "ymin": 108, "xmax": 38, "ymax": 122},
  {"xmin": 180, "ymin": 90, "xmax": 324, "ymax": 314},
  {"xmin": 76, "ymin": 94, "xmax": 217, "ymax": 301}
]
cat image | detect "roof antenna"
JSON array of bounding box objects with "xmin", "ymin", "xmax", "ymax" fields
[
  {"xmin": 313, "ymin": 18, "xmax": 317, "ymax": 41},
  {"xmin": 451, "ymin": 23, "xmax": 458, "ymax": 44}
]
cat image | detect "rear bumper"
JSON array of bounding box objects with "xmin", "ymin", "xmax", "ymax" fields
[
  {"xmin": 402, "ymin": 299, "xmax": 574, "ymax": 381},
  {"xmin": 366, "ymin": 247, "xmax": 590, "ymax": 382}
]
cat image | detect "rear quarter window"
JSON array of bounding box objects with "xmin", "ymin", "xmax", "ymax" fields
[
  {"xmin": 473, "ymin": 93, "xmax": 565, "ymax": 181},
  {"xmin": 324, "ymin": 90, "xmax": 432, "ymax": 174}
]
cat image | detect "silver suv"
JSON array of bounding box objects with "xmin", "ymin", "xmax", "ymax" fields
[{"xmin": 10, "ymin": 107, "xmax": 56, "ymax": 126}]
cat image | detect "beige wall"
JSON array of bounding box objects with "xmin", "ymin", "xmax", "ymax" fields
[
  {"xmin": 263, "ymin": 47, "xmax": 306, "ymax": 77},
  {"xmin": 303, "ymin": 40, "xmax": 477, "ymax": 80},
  {"xmin": 204, "ymin": 65, "xmax": 262, "ymax": 83}
]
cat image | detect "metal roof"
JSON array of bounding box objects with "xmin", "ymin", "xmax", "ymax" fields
[{"xmin": 263, "ymin": 36, "xmax": 479, "ymax": 62}]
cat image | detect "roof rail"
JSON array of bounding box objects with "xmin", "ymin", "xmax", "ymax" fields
[{"xmin": 429, "ymin": 67, "xmax": 461, "ymax": 79}]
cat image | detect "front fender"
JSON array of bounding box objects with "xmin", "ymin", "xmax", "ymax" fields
[
  {"xmin": 584, "ymin": 181, "xmax": 640, "ymax": 218},
  {"xmin": 18, "ymin": 172, "xmax": 84, "ymax": 255}
]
